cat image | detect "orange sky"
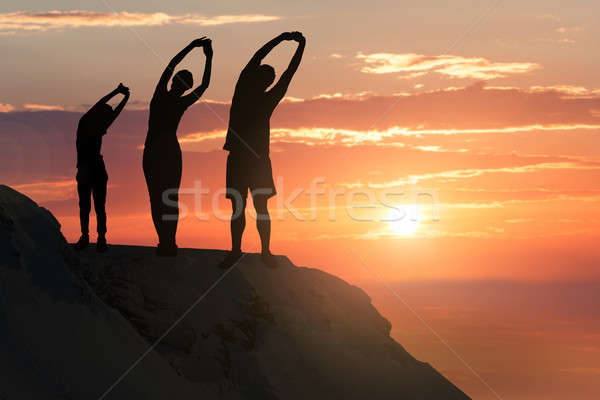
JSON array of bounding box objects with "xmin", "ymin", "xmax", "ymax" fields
[
  {"xmin": 2, "ymin": 1, "xmax": 600, "ymax": 398},
  {"xmin": 5, "ymin": 85, "xmax": 600, "ymax": 281}
]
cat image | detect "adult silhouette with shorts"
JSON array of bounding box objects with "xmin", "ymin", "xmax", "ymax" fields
[
  {"xmin": 143, "ymin": 37, "xmax": 213, "ymax": 257},
  {"xmin": 75, "ymin": 83, "xmax": 130, "ymax": 252},
  {"xmin": 220, "ymin": 31, "xmax": 305, "ymax": 268}
]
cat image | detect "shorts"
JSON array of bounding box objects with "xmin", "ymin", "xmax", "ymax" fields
[
  {"xmin": 226, "ymin": 153, "xmax": 276, "ymax": 200},
  {"xmin": 76, "ymin": 160, "xmax": 108, "ymax": 184}
]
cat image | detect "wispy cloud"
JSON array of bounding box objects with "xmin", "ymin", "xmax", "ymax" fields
[
  {"xmin": 553, "ymin": 25, "xmax": 583, "ymax": 44},
  {"xmin": 13, "ymin": 179, "xmax": 76, "ymax": 202},
  {"xmin": 23, "ymin": 103, "xmax": 65, "ymax": 111},
  {"xmin": 528, "ymin": 85, "xmax": 600, "ymax": 98},
  {"xmin": 356, "ymin": 52, "xmax": 540, "ymax": 80},
  {"xmin": 505, "ymin": 218, "xmax": 534, "ymax": 224},
  {"xmin": 0, "ymin": 102, "xmax": 15, "ymax": 112},
  {"xmin": 555, "ymin": 26, "xmax": 584, "ymax": 34},
  {"xmin": 177, "ymin": 14, "xmax": 281, "ymax": 26},
  {"xmin": 178, "ymin": 123, "xmax": 600, "ymax": 151},
  {"xmin": 311, "ymin": 91, "xmax": 376, "ymax": 100},
  {"xmin": 0, "ymin": 10, "xmax": 281, "ymax": 33},
  {"xmin": 342, "ymin": 162, "xmax": 600, "ymax": 188}
]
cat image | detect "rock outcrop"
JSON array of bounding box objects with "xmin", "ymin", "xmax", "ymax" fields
[{"xmin": 0, "ymin": 185, "xmax": 469, "ymax": 399}]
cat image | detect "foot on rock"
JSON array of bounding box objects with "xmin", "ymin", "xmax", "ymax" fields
[
  {"xmin": 261, "ymin": 252, "xmax": 278, "ymax": 269},
  {"xmin": 156, "ymin": 242, "xmax": 178, "ymax": 257},
  {"xmin": 74, "ymin": 235, "xmax": 89, "ymax": 251},
  {"xmin": 219, "ymin": 251, "xmax": 243, "ymax": 269},
  {"xmin": 96, "ymin": 236, "xmax": 108, "ymax": 253}
]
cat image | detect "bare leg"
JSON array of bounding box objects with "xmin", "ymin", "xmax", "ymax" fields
[
  {"xmin": 92, "ymin": 177, "xmax": 108, "ymax": 252},
  {"xmin": 143, "ymin": 153, "xmax": 162, "ymax": 246},
  {"xmin": 219, "ymin": 197, "xmax": 246, "ymax": 269},
  {"xmin": 92, "ymin": 177, "xmax": 107, "ymax": 239},
  {"xmin": 253, "ymin": 196, "xmax": 271, "ymax": 255},
  {"xmin": 143, "ymin": 143, "xmax": 181, "ymax": 256},
  {"xmin": 161, "ymin": 190, "xmax": 179, "ymax": 248},
  {"xmin": 161, "ymin": 145, "xmax": 182, "ymax": 250},
  {"xmin": 75, "ymin": 180, "xmax": 91, "ymax": 250},
  {"xmin": 146, "ymin": 182, "xmax": 162, "ymax": 243},
  {"xmin": 77, "ymin": 180, "xmax": 92, "ymax": 237},
  {"xmin": 231, "ymin": 197, "xmax": 246, "ymax": 254}
]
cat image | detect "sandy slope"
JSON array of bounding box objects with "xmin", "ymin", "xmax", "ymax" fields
[{"xmin": 0, "ymin": 185, "xmax": 469, "ymax": 399}]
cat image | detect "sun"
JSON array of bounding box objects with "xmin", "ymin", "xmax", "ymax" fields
[{"xmin": 386, "ymin": 205, "xmax": 420, "ymax": 236}]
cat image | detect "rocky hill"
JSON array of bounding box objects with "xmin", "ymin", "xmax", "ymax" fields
[{"xmin": 0, "ymin": 185, "xmax": 469, "ymax": 399}]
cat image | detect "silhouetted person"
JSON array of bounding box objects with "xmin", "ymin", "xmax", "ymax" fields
[
  {"xmin": 220, "ymin": 31, "xmax": 305, "ymax": 269},
  {"xmin": 144, "ymin": 37, "xmax": 213, "ymax": 257},
  {"xmin": 75, "ymin": 83, "xmax": 130, "ymax": 252}
]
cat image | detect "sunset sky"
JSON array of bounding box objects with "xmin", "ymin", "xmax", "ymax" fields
[{"xmin": 2, "ymin": 1, "xmax": 600, "ymax": 399}]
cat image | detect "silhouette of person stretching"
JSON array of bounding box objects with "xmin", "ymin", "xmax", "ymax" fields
[
  {"xmin": 144, "ymin": 37, "xmax": 213, "ymax": 257},
  {"xmin": 220, "ymin": 31, "xmax": 305, "ymax": 268},
  {"xmin": 75, "ymin": 83, "xmax": 130, "ymax": 253}
]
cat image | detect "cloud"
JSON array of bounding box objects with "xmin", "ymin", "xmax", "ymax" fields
[
  {"xmin": 0, "ymin": 102, "xmax": 15, "ymax": 112},
  {"xmin": 281, "ymin": 96, "xmax": 305, "ymax": 103},
  {"xmin": 555, "ymin": 26, "xmax": 584, "ymax": 34},
  {"xmin": 413, "ymin": 145, "xmax": 465, "ymax": 153},
  {"xmin": 342, "ymin": 162, "xmax": 600, "ymax": 188},
  {"xmin": 528, "ymin": 85, "xmax": 600, "ymax": 98},
  {"xmin": 554, "ymin": 25, "xmax": 583, "ymax": 43},
  {"xmin": 0, "ymin": 10, "xmax": 281, "ymax": 33},
  {"xmin": 311, "ymin": 91, "xmax": 376, "ymax": 100},
  {"xmin": 177, "ymin": 14, "xmax": 281, "ymax": 26},
  {"xmin": 356, "ymin": 52, "xmax": 540, "ymax": 80},
  {"xmin": 269, "ymin": 83, "xmax": 600, "ymax": 131},
  {"xmin": 4, "ymin": 83, "xmax": 600, "ymax": 137},
  {"xmin": 23, "ymin": 103, "xmax": 65, "ymax": 111},
  {"xmin": 123, "ymin": 99, "xmax": 150, "ymax": 111},
  {"xmin": 268, "ymin": 124, "xmax": 600, "ymax": 146},
  {"xmin": 13, "ymin": 179, "xmax": 76, "ymax": 202},
  {"xmin": 4, "ymin": 83, "xmax": 600, "ymax": 160},
  {"xmin": 505, "ymin": 218, "xmax": 534, "ymax": 224},
  {"xmin": 176, "ymin": 123, "xmax": 600, "ymax": 152},
  {"xmin": 4, "ymin": 88, "xmax": 600, "ymax": 247}
]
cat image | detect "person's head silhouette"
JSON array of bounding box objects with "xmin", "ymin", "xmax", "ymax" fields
[
  {"xmin": 171, "ymin": 69, "xmax": 194, "ymax": 95},
  {"xmin": 255, "ymin": 64, "xmax": 275, "ymax": 91},
  {"xmin": 88, "ymin": 103, "xmax": 114, "ymax": 131},
  {"xmin": 97, "ymin": 103, "xmax": 113, "ymax": 116}
]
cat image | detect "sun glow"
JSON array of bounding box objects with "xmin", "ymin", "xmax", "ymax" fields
[{"xmin": 386, "ymin": 205, "xmax": 420, "ymax": 236}]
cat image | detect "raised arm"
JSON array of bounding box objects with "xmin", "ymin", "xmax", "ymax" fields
[
  {"xmin": 91, "ymin": 86, "xmax": 121, "ymax": 110},
  {"xmin": 154, "ymin": 37, "xmax": 207, "ymax": 97},
  {"xmin": 106, "ymin": 83, "xmax": 130, "ymax": 127},
  {"xmin": 244, "ymin": 33, "xmax": 287, "ymax": 70},
  {"xmin": 268, "ymin": 32, "xmax": 306, "ymax": 102},
  {"xmin": 182, "ymin": 39, "xmax": 213, "ymax": 107}
]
